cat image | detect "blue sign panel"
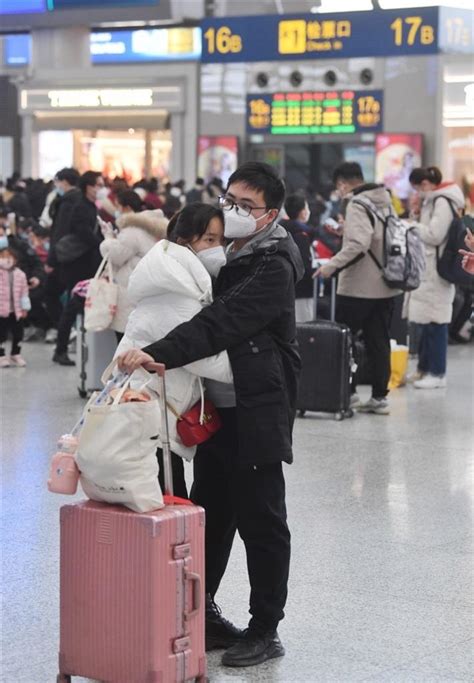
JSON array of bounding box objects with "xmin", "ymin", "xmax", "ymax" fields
[
  {"xmin": 4, "ymin": 34, "xmax": 32, "ymax": 65},
  {"xmin": 247, "ymin": 90, "xmax": 384, "ymax": 136},
  {"xmin": 0, "ymin": 0, "xmax": 44, "ymax": 13},
  {"xmin": 202, "ymin": 8, "xmax": 439, "ymax": 63},
  {"xmin": 91, "ymin": 28, "xmax": 201, "ymax": 64},
  {"xmin": 438, "ymin": 7, "xmax": 474, "ymax": 55},
  {"xmin": 0, "ymin": 0, "xmax": 157, "ymax": 13}
]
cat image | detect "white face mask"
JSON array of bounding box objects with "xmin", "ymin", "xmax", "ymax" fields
[
  {"xmin": 0, "ymin": 258, "xmax": 14, "ymax": 270},
  {"xmin": 196, "ymin": 246, "xmax": 227, "ymax": 278},
  {"xmin": 96, "ymin": 187, "xmax": 108, "ymax": 201},
  {"xmin": 224, "ymin": 206, "xmax": 271, "ymax": 239}
]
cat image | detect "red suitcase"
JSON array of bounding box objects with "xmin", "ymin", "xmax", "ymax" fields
[{"xmin": 57, "ymin": 364, "xmax": 207, "ymax": 683}]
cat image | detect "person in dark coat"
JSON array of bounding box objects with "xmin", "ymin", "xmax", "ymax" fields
[
  {"xmin": 53, "ymin": 171, "xmax": 103, "ymax": 366},
  {"xmin": 6, "ymin": 181, "xmax": 32, "ymax": 220},
  {"xmin": 44, "ymin": 168, "xmax": 81, "ymax": 335},
  {"xmin": 117, "ymin": 162, "xmax": 304, "ymax": 669},
  {"xmin": 280, "ymin": 193, "xmax": 315, "ymax": 323}
]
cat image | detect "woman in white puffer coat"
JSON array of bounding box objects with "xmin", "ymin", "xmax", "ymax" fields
[
  {"xmin": 115, "ymin": 202, "xmax": 232, "ymax": 497},
  {"xmin": 407, "ymin": 166, "xmax": 465, "ymax": 389},
  {"xmin": 100, "ymin": 191, "xmax": 168, "ymax": 340}
]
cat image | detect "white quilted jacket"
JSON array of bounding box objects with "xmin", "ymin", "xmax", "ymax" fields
[{"xmin": 115, "ymin": 240, "xmax": 233, "ymax": 460}]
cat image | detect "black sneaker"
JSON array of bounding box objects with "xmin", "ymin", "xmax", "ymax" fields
[
  {"xmin": 205, "ymin": 595, "xmax": 244, "ymax": 651},
  {"xmin": 222, "ymin": 629, "xmax": 285, "ymax": 668},
  {"xmin": 53, "ymin": 352, "xmax": 76, "ymax": 367}
]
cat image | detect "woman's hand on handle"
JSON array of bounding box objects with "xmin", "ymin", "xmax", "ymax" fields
[{"xmin": 116, "ymin": 349, "xmax": 156, "ymax": 374}]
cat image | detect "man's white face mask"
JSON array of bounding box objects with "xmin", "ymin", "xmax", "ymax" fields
[{"xmin": 223, "ymin": 206, "xmax": 272, "ymax": 239}]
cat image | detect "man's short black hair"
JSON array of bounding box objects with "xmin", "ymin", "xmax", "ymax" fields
[
  {"xmin": 55, "ymin": 167, "xmax": 80, "ymax": 187},
  {"xmin": 227, "ymin": 162, "xmax": 286, "ymax": 210},
  {"xmin": 79, "ymin": 171, "xmax": 101, "ymax": 194},
  {"xmin": 284, "ymin": 193, "xmax": 307, "ymax": 220},
  {"xmin": 332, "ymin": 162, "xmax": 364, "ymax": 185}
]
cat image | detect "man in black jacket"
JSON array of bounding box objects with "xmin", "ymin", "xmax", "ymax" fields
[
  {"xmin": 118, "ymin": 163, "xmax": 304, "ymax": 668},
  {"xmin": 44, "ymin": 168, "xmax": 81, "ymax": 336},
  {"xmin": 53, "ymin": 171, "xmax": 103, "ymax": 366},
  {"xmin": 280, "ymin": 193, "xmax": 315, "ymax": 322}
]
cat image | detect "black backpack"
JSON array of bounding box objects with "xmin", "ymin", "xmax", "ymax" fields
[{"xmin": 434, "ymin": 196, "xmax": 470, "ymax": 287}]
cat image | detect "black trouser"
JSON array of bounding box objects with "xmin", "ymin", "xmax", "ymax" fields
[
  {"xmin": 0, "ymin": 314, "xmax": 24, "ymax": 356},
  {"xmin": 28, "ymin": 285, "xmax": 51, "ymax": 331},
  {"xmin": 156, "ymin": 448, "xmax": 188, "ymax": 499},
  {"xmin": 44, "ymin": 270, "xmax": 66, "ymax": 329},
  {"xmin": 55, "ymin": 293, "xmax": 84, "ymax": 355},
  {"xmin": 190, "ymin": 408, "xmax": 291, "ymax": 635},
  {"xmin": 450, "ymin": 287, "xmax": 472, "ymax": 337},
  {"xmin": 337, "ymin": 295, "xmax": 395, "ymax": 399}
]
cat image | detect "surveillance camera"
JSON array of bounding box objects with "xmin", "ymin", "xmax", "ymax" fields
[
  {"xmin": 324, "ymin": 70, "xmax": 337, "ymax": 87},
  {"xmin": 360, "ymin": 68, "xmax": 374, "ymax": 85},
  {"xmin": 290, "ymin": 70, "xmax": 303, "ymax": 87}
]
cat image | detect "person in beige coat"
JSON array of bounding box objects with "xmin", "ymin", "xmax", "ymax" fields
[
  {"xmin": 407, "ymin": 166, "xmax": 465, "ymax": 389},
  {"xmin": 99, "ymin": 191, "xmax": 168, "ymax": 339},
  {"xmin": 316, "ymin": 162, "xmax": 401, "ymax": 415}
]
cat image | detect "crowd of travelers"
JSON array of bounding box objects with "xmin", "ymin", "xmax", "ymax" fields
[{"xmin": 1, "ymin": 159, "xmax": 473, "ymax": 668}]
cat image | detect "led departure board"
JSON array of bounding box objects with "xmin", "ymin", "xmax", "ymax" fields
[{"xmin": 247, "ymin": 90, "xmax": 384, "ymax": 136}]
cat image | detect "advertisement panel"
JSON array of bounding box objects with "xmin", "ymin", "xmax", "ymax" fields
[
  {"xmin": 375, "ymin": 133, "xmax": 423, "ymax": 206},
  {"xmin": 197, "ymin": 136, "xmax": 238, "ymax": 186}
]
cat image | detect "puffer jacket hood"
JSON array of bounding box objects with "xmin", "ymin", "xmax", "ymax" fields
[
  {"xmin": 427, "ymin": 182, "xmax": 465, "ymax": 210},
  {"xmin": 351, "ymin": 183, "xmax": 392, "ymax": 211},
  {"xmin": 116, "ymin": 209, "xmax": 168, "ymax": 240},
  {"xmin": 228, "ymin": 223, "xmax": 305, "ymax": 284},
  {"xmin": 128, "ymin": 239, "xmax": 213, "ymax": 307}
]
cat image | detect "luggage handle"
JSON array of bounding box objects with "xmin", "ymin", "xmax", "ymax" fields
[
  {"xmin": 184, "ymin": 571, "xmax": 201, "ymax": 620},
  {"xmin": 313, "ymin": 274, "xmax": 336, "ymax": 322}
]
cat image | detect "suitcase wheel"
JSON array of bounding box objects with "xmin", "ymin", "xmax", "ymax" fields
[
  {"xmin": 335, "ymin": 412, "xmax": 344, "ymax": 421},
  {"xmin": 57, "ymin": 675, "xmax": 71, "ymax": 683},
  {"xmin": 298, "ymin": 410, "xmax": 306, "ymax": 418},
  {"xmin": 78, "ymin": 388, "xmax": 87, "ymax": 398},
  {"xmin": 346, "ymin": 408, "xmax": 354, "ymax": 418}
]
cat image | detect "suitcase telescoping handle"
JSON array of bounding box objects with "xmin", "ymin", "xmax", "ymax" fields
[
  {"xmin": 313, "ymin": 275, "xmax": 337, "ymax": 322},
  {"xmin": 144, "ymin": 362, "xmax": 174, "ymax": 498}
]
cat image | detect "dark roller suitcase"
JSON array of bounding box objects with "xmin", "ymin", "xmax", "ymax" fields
[{"xmin": 296, "ymin": 276, "xmax": 353, "ymax": 420}]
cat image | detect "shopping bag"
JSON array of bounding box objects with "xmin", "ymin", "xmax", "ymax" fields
[
  {"xmin": 76, "ymin": 364, "xmax": 164, "ymax": 513},
  {"xmin": 388, "ymin": 345, "xmax": 409, "ymax": 390},
  {"xmin": 84, "ymin": 258, "xmax": 118, "ymax": 332}
]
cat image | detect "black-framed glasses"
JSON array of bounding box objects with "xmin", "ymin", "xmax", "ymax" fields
[{"xmin": 218, "ymin": 195, "xmax": 267, "ymax": 218}]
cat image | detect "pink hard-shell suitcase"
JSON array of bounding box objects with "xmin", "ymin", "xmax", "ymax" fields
[{"xmin": 57, "ymin": 364, "xmax": 207, "ymax": 683}]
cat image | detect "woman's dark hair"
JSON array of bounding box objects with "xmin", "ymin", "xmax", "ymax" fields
[
  {"xmin": 117, "ymin": 190, "xmax": 143, "ymax": 213},
  {"xmin": 409, "ymin": 166, "xmax": 442, "ymax": 186},
  {"xmin": 167, "ymin": 202, "xmax": 224, "ymax": 243},
  {"xmin": 227, "ymin": 162, "xmax": 285, "ymax": 210},
  {"xmin": 79, "ymin": 171, "xmax": 101, "ymax": 194}
]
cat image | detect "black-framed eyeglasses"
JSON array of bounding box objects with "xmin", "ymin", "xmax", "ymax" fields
[{"xmin": 218, "ymin": 195, "xmax": 267, "ymax": 218}]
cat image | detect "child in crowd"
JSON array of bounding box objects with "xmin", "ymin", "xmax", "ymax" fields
[{"xmin": 0, "ymin": 248, "xmax": 31, "ymax": 367}]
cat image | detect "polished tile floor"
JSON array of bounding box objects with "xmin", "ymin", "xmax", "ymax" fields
[{"xmin": 1, "ymin": 341, "xmax": 473, "ymax": 682}]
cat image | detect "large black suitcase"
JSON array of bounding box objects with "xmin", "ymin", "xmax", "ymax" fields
[{"xmin": 296, "ymin": 276, "xmax": 353, "ymax": 420}]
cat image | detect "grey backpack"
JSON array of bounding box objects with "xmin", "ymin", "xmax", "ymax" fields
[{"xmin": 352, "ymin": 196, "xmax": 425, "ymax": 292}]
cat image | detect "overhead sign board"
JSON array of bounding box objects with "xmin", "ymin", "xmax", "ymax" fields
[
  {"xmin": 202, "ymin": 8, "xmax": 441, "ymax": 63},
  {"xmin": 91, "ymin": 28, "xmax": 201, "ymax": 63},
  {"xmin": 247, "ymin": 90, "xmax": 384, "ymax": 136}
]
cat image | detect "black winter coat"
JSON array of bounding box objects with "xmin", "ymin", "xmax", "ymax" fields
[
  {"xmin": 144, "ymin": 226, "xmax": 304, "ymax": 466},
  {"xmin": 48, "ymin": 188, "xmax": 81, "ymax": 268},
  {"xmin": 280, "ymin": 219, "xmax": 314, "ymax": 299},
  {"xmin": 59, "ymin": 196, "xmax": 102, "ymax": 289}
]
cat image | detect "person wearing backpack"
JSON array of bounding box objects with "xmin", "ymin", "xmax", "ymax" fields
[
  {"xmin": 315, "ymin": 162, "xmax": 402, "ymax": 415},
  {"xmin": 406, "ymin": 166, "xmax": 465, "ymax": 389}
]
